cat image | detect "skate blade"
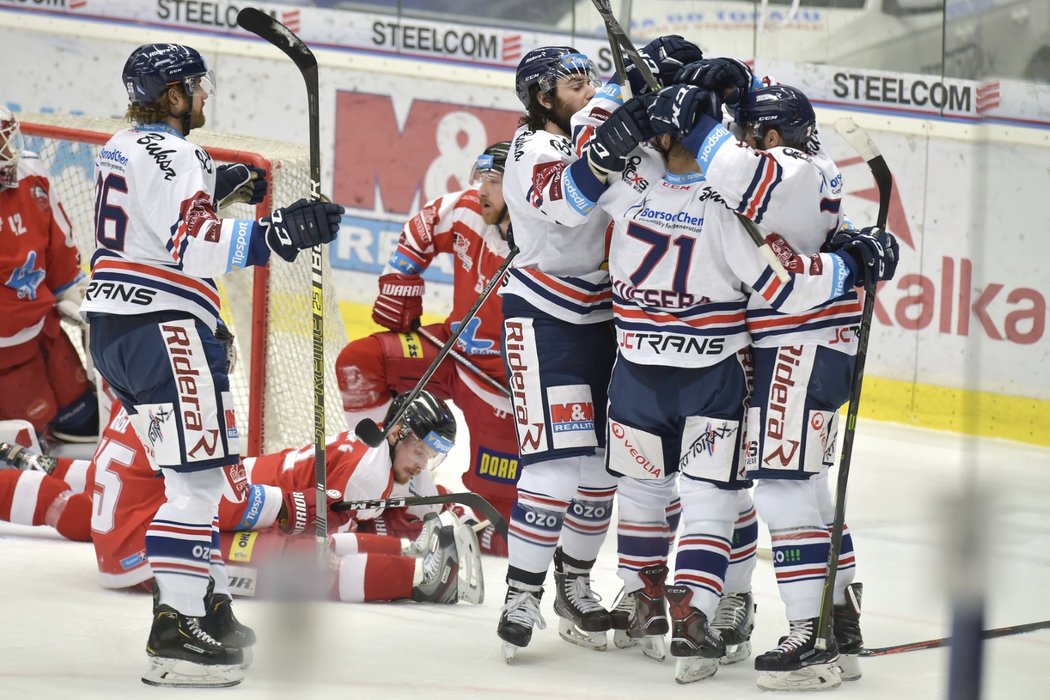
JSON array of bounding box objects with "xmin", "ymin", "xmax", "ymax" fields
[
  {"xmin": 557, "ymin": 618, "xmax": 607, "ymax": 651},
  {"xmin": 757, "ymin": 663, "xmax": 842, "ymax": 691},
  {"xmin": 720, "ymin": 640, "xmax": 752, "ymax": 665},
  {"xmin": 612, "ymin": 629, "xmax": 636, "ymax": 650},
  {"xmin": 141, "ymin": 657, "xmax": 243, "ymax": 688},
  {"xmin": 501, "ymin": 642, "xmax": 520, "ymax": 663},
  {"xmin": 674, "ymin": 656, "xmax": 719, "ymax": 684},
  {"xmin": 640, "ymin": 636, "xmax": 667, "ymax": 663},
  {"xmin": 837, "ymin": 654, "xmax": 862, "ymax": 681},
  {"xmin": 454, "ymin": 524, "xmax": 484, "ymax": 605},
  {"xmin": 239, "ymin": 647, "xmax": 254, "ymax": 670}
]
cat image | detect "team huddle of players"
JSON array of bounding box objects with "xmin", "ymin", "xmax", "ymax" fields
[{"xmin": 0, "ymin": 31, "xmax": 897, "ymax": 692}]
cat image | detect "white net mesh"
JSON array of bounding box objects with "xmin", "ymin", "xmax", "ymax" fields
[{"xmin": 19, "ymin": 112, "xmax": 348, "ymax": 455}]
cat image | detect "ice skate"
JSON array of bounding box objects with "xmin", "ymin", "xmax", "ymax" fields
[
  {"xmin": 834, "ymin": 582, "xmax": 863, "ymax": 681},
  {"xmin": 497, "ymin": 585, "xmax": 545, "ymax": 661},
  {"xmin": 142, "ymin": 604, "xmax": 244, "ymax": 688},
  {"xmin": 0, "ymin": 441, "xmax": 56, "ymax": 473},
  {"xmin": 201, "ymin": 591, "xmax": 256, "ymax": 669},
  {"xmin": 666, "ymin": 585, "xmax": 724, "ymax": 684},
  {"xmin": 401, "ymin": 511, "xmax": 443, "ymax": 557},
  {"xmin": 411, "ymin": 520, "xmax": 460, "ymax": 604},
  {"xmin": 451, "ymin": 515, "xmax": 484, "ymax": 604},
  {"xmin": 712, "ymin": 591, "xmax": 755, "ymax": 665},
  {"xmin": 553, "ymin": 547, "xmax": 611, "ymax": 651},
  {"xmin": 755, "ymin": 617, "xmax": 841, "ymax": 691},
  {"xmin": 610, "ymin": 564, "xmax": 669, "ymax": 662}
]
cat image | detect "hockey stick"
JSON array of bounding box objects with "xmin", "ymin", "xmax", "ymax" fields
[
  {"xmin": 236, "ymin": 8, "xmax": 329, "ymax": 546},
  {"xmin": 815, "ymin": 117, "xmax": 893, "ymax": 651},
  {"xmin": 332, "ymin": 491, "xmax": 509, "ymax": 540},
  {"xmin": 415, "ymin": 326, "xmax": 511, "ymax": 399},
  {"xmin": 589, "ymin": 1, "xmax": 790, "ymax": 283},
  {"xmin": 860, "ymin": 619, "xmax": 1050, "ymax": 657},
  {"xmin": 355, "ymin": 233, "xmax": 520, "ymax": 447}
]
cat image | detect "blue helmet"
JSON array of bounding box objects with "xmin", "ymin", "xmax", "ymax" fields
[
  {"xmin": 122, "ymin": 43, "xmax": 211, "ymax": 105},
  {"xmin": 514, "ymin": 46, "xmax": 600, "ymax": 108},
  {"xmin": 736, "ymin": 84, "xmax": 816, "ymax": 149}
]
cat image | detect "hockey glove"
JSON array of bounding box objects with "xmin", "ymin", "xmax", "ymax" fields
[
  {"xmin": 278, "ymin": 488, "xmax": 352, "ymax": 536},
  {"xmin": 54, "ymin": 274, "xmax": 87, "ymax": 325},
  {"xmin": 675, "ymin": 57, "xmax": 755, "ymax": 110},
  {"xmin": 372, "ymin": 273, "xmax": 424, "ymax": 331},
  {"xmin": 260, "ymin": 198, "xmax": 344, "ymax": 263},
  {"xmin": 648, "ymin": 85, "xmax": 723, "ymax": 138},
  {"xmin": 830, "ymin": 226, "xmax": 900, "ymax": 287},
  {"xmin": 584, "ymin": 94, "xmax": 655, "ymax": 182},
  {"xmin": 625, "ymin": 34, "xmax": 704, "ymax": 95},
  {"xmin": 215, "ymin": 163, "xmax": 268, "ymax": 209}
]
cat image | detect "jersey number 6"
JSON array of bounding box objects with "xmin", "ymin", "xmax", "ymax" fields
[{"xmin": 94, "ymin": 173, "xmax": 129, "ymax": 252}]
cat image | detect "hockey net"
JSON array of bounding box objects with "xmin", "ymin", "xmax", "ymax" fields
[{"xmin": 18, "ymin": 112, "xmax": 349, "ymax": 456}]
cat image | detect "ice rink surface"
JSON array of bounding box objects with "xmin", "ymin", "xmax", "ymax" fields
[{"xmin": 1, "ymin": 417, "xmax": 1048, "ymax": 699}]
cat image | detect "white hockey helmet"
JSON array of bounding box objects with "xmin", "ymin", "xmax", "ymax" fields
[{"xmin": 0, "ymin": 106, "xmax": 24, "ymax": 190}]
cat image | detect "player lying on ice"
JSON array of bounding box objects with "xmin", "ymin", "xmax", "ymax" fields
[{"xmin": 0, "ymin": 387, "xmax": 484, "ymax": 608}]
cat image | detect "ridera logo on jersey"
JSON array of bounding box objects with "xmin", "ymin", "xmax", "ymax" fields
[
  {"xmin": 546, "ymin": 384, "xmax": 597, "ymax": 451},
  {"xmin": 505, "ymin": 319, "xmax": 545, "ymax": 456},
  {"xmin": 608, "ymin": 419, "xmax": 665, "ymax": 479},
  {"xmin": 160, "ymin": 320, "xmax": 225, "ymax": 464},
  {"xmin": 477, "ymin": 446, "xmax": 519, "ymax": 484},
  {"xmin": 678, "ymin": 416, "xmax": 740, "ymax": 482}
]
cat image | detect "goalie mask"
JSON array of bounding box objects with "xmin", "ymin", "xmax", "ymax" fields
[
  {"xmin": 384, "ymin": 390, "xmax": 456, "ymax": 471},
  {"xmin": 0, "ymin": 106, "xmax": 23, "ymax": 190},
  {"xmin": 122, "ymin": 43, "xmax": 215, "ymax": 106},
  {"xmin": 736, "ymin": 84, "xmax": 816, "ymax": 152},
  {"xmin": 514, "ymin": 46, "xmax": 601, "ymax": 108}
]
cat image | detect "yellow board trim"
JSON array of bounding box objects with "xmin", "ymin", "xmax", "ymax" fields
[{"xmin": 337, "ymin": 301, "xmax": 1049, "ymax": 447}]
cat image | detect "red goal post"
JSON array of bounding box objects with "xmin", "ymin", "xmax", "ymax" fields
[{"xmin": 18, "ymin": 112, "xmax": 349, "ymax": 456}]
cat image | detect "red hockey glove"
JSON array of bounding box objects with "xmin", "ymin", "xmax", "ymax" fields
[
  {"xmin": 278, "ymin": 488, "xmax": 352, "ymax": 536},
  {"xmin": 372, "ymin": 273, "xmax": 424, "ymax": 332}
]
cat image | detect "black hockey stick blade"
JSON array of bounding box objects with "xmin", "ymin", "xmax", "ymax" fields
[
  {"xmin": 354, "ymin": 418, "xmax": 385, "ymax": 448},
  {"xmin": 332, "ymin": 492, "xmax": 509, "ymax": 539},
  {"xmin": 860, "ymin": 619, "xmax": 1050, "ymax": 657},
  {"xmin": 237, "ymin": 8, "xmax": 317, "ymax": 73}
]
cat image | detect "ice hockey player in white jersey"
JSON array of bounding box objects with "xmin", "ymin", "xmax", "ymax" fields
[
  {"xmin": 80, "ymin": 43, "xmax": 343, "ymax": 688},
  {"xmin": 655, "ymin": 66, "xmax": 899, "ymax": 689},
  {"xmin": 553, "ymin": 70, "xmax": 893, "ymax": 683}
]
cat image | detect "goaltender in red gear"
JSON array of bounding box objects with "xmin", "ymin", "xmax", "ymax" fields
[{"xmin": 337, "ymin": 141, "xmax": 518, "ymax": 556}]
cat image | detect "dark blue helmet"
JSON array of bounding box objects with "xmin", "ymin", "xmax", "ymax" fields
[
  {"xmin": 514, "ymin": 46, "xmax": 600, "ymax": 107},
  {"xmin": 736, "ymin": 84, "xmax": 816, "ymax": 149},
  {"xmin": 122, "ymin": 43, "xmax": 211, "ymax": 105}
]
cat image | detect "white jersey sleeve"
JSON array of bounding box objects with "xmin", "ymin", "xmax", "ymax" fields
[{"xmin": 81, "ymin": 126, "xmax": 263, "ymax": 328}]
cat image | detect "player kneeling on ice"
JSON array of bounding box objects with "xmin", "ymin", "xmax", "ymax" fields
[
  {"xmin": 0, "ymin": 388, "xmax": 484, "ymax": 607},
  {"xmin": 78, "ymin": 42, "xmax": 342, "ymax": 688}
]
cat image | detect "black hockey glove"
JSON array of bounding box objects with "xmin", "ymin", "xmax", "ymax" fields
[
  {"xmin": 829, "ymin": 226, "xmax": 899, "ymax": 287},
  {"xmin": 584, "ymin": 94, "xmax": 655, "ymax": 181},
  {"xmin": 648, "ymin": 85, "xmax": 723, "ymax": 138},
  {"xmin": 215, "ymin": 163, "xmax": 268, "ymax": 209},
  {"xmin": 625, "ymin": 34, "xmax": 704, "ymax": 95},
  {"xmin": 675, "ymin": 57, "xmax": 754, "ymax": 110},
  {"xmin": 261, "ymin": 198, "xmax": 344, "ymax": 263}
]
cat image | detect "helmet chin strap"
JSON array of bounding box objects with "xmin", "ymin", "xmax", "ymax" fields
[{"xmin": 170, "ymin": 82, "xmax": 193, "ymax": 136}]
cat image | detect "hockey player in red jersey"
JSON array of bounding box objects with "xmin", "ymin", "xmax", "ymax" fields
[
  {"xmin": 0, "ymin": 106, "xmax": 97, "ymax": 444},
  {"xmin": 337, "ymin": 141, "xmax": 517, "ymax": 556},
  {"xmin": 0, "ymin": 389, "xmax": 483, "ymax": 606}
]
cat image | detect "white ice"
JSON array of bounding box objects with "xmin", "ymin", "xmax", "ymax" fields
[{"xmin": 1, "ymin": 417, "xmax": 1048, "ymax": 699}]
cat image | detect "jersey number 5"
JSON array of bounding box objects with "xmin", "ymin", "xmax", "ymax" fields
[
  {"xmin": 91, "ymin": 436, "xmax": 136, "ymax": 535},
  {"xmin": 94, "ymin": 173, "xmax": 129, "ymax": 251}
]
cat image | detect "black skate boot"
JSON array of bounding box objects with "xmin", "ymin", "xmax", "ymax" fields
[
  {"xmin": 666, "ymin": 584, "xmax": 724, "ymax": 684},
  {"xmin": 754, "ymin": 617, "xmax": 841, "ymax": 691},
  {"xmin": 142, "ymin": 605, "xmax": 244, "ymax": 688},
  {"xmin": 201, "ymin": 590, "xmax": 256, "ymax": 669},
  {"xmin": 552, "ymin": 547, "xmax": 611, "ymax": 651},
  {"xmin": 711, "ymin": 591, "xmax": 755, "ymax": 665},
  {"xmin": 611, "ymin": 564, "xmax": 669, "ymax": 661},
  {"xmin": 833, "ymin": 582, "xmax": 863, "ymax": 681},
  {"xmin": 411, "ymin": 521, "xmax": 460, "ymax": 604},
  {"xmin": 0, "ymin": 442, "xmax": 57, "ymax": 473},
  {"xmin": 498, "ymin": 585, "xmax": 545, "ymax": 661}
]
